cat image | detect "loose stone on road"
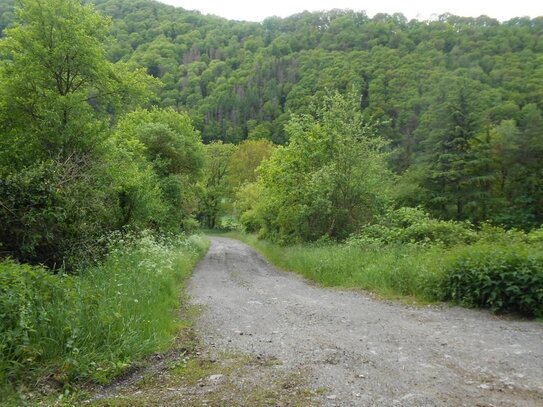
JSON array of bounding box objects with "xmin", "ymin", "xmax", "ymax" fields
[{"xmin": 189, "ymin": 237, "xmax": 543, "ymax": 406}]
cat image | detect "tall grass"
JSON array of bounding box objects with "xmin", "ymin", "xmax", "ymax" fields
[
  {"xmin": 224, "ymin": 232, "xmax": 543, "ymax": 315},
  {"xmin": 0, "ymin": 233, "xmax": 208, "ymax": 397},
  {"xmin": 226, "ymin": 233, "xmax": 447, "ymax": 301}
]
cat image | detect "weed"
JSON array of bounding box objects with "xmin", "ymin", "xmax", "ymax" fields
[{"xmin": 0, "ymin": 233, "xmax": 209, "ymax": 403}]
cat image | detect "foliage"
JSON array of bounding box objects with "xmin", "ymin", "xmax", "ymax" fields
[
  {"xmin": 0, "ymin": 4, "xmax": 542, "ymax": 401},
  {"xmin": 104, "ymin": 136, "xmax": 166, "ymax": 231},
  {"xmin": 252, "ymin": 90, "xmax": 393, "ymax": 242},
  {"xmin": 37, "ymin": 0, "xmax": 542, "ymax": 227},
  {"xmin": 0, "ymin": 158, "xmax": 115, "ymax": 269},
  {"xmin": 117, "ymin": 108, "xmax": 205, "ymax": 178},
  {"xmin": 442, "ymin": 244, "xmax": 543, "ymax": 316},
  {"xmin": 0, "ymin": 0, "xmax": 152, "ymax": 168},
  {"xmin": 197, "ymin": 142, "xmax": 237, "ymax": 229},
  {"xmin": 348, "ymin": 207, "xmax": 477, "ymax": 247},
  {"xmin": 527, "ymin": 227, "xmax": 543, "ymax": 244},
  {"xmin": 198, "ymin": 139, "xmax": 274, "ymax": 231},
  {"xmin": 0, "ymin": 0, "xmax": 540, "ymax": 242},
  {"xmin": 418, "ymin": 79, "xmax": 489, "ymax": 220},
  {"xmin": 228, "ymin": 139, "xmax": 275, "ymax": 189},
  {"xmin": 227, "ymin": 139, "xmax": 275, "ymax": 231},
  {"xmin": 0, "ymin": 0, "xmax": 156, "ymax": 268},
  {"xmin": 0, "ymin": 0, "xmax": 541, "ymax": 227},
  {"xmin": 112, "ymin": 108, "xmax": 205, "ymax": 232},
  {"xmin": 236, "ymin": 182, "xmax": 264, "ymax": 233},
  {"xmin": 0, "ymin": 233, "xmax": 209, "ymax": 391}
]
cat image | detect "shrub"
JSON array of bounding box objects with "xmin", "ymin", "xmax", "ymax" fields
[
  {"xmin": 442, "ymin": 245, "xmax": 543, "ymax": 316},
  {"xmin": 239, "ymin": 210, "xmax": 261, "ymax": 233},
  {"xmin": 0, "ymin": 159, "xmax": 118, "ymax": 270},
  {"xmin": 475, "ymin": 223, "xmax": 529, "ymax": 245},
  {"xmin": 349, "ymin": 207, "xmax": 476, "ymax": 247},
  {"xmin": 527, "ymin": 227, "xmax": 543, "ymax": 244},
  {"xmin": 217, "ymin": 215, "xmax": 241, "ymax": 231}
]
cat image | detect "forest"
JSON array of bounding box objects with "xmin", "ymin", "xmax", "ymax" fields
[
  {"xmin": 0, "ymin": 0, "xmax": 542, "ymax": 404},
  {"xmin": 1, "ymin": 0, "xmax": 540, "ymax": 227}
]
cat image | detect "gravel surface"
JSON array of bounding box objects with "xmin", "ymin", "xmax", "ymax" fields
[{"xmin": 189, "ymin": 237, "xmax": 543, "ymax": 407}]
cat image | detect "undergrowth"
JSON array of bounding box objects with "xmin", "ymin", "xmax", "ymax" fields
[
  {"xmin": 0, "ymin": 232, "xmax": 209, "ymax": 403},
  {"xmin": 443, "ymin": 245, "xmax": 543, "ymax": 316}
]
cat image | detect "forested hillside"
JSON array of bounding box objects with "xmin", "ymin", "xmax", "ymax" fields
[
  {"xmin": 2, "ymin": 0, "xmax": 541, "ymax": 227},
  {"xmin": 0, "ymin": 0, "xmax": 542, "ymax": 402}
]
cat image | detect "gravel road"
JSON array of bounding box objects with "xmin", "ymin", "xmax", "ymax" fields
[{"xmin": 188, "ymin": 237, "xmax": 543, "ymax": 406}]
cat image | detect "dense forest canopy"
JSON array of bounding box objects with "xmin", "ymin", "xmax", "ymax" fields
[{"xmin": 0, "ymin": 0, "xmax": 542, "ymax": 232}]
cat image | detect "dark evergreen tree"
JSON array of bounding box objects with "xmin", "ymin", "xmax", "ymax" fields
[{"xmin": 421, "ymin": 80, "xmax": 480, "ymax": 220}]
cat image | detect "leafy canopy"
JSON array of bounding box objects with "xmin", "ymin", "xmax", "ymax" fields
[
  {"xmin": 0, "ymin": 0, "xmax": 153, "ymax": 168},
  {"xmin": 253, "ymin": 90, "xmax": 394, "ymax": 242}
]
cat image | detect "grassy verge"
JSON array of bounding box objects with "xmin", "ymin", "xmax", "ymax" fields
[
  {"xmin": 0, "ymin": 233, "xmax": 209, "ymax": 405},
  {"xmin": 218, "ymin": 232, "xmax": 543, "ymax": 317},
  {"xmin": 220, "ymin": 232, "xmax": 446, "ymax": 302}
]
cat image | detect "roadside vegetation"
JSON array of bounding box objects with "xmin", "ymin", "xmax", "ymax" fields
[
  {"xmin": 0, "ymin": 0, "xmax": 209, "ymax": 403},
  {"xmin": 211, "ymin": 93, "xmax": 542, "ymax": 319},
  {"xmin": 0, "ymin": 234, "xmax": 208, "ymax": 404},
  {"xmin": 226, "ymin": 218, "xmax": 543, "ymax": 318},
  {"xmin": 1, "ymin": 0, "xmax": 542, "ymax": 403}
]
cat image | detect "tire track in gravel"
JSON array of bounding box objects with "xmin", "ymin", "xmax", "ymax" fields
[{"xmin": 189, "ymin": 237, "xmax": 543, "ymax": 406}]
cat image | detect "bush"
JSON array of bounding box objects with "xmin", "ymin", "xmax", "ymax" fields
[
  {"xmin": 0, "ymin": 159, "xmax": 117, "ymax": 270},
  {"xmin": 349, "ymin": 207, "xmax": 476, "ymax": 247},
  {"xmin": 217, "ymin": 215, "xmax": 241, "ymax": 231},
  {"xmin": 527, "ymin": 227, "xmax": 543, "ymax": 244},
  {"xmin": 442, "ymin": 245, "xmax": 543, "ymax": 316},
  {"xmin": 476, "ymin": 223, "xmax": 529, "ymax": 245},
  {"xmin": 239, "ymin": 210, "xmax": 261, "ymax": 233}
]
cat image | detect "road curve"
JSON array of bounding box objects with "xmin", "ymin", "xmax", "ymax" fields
[{"xmin": 188, "ymin": 237, "xmax": 543, "ymax": 406}]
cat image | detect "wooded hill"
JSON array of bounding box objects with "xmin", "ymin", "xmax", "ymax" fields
[
  {"xmin": 0, "ymin": 2, "xmax": 542, "ymax": 398},
  {"xmin": 1, "ymin": 0, "xmax": 542, "ymax": 228}
]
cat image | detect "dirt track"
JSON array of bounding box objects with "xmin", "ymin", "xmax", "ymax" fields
[{"xmin": 188, "ymin": 237, "xmax": 543, "ymax": 406}]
